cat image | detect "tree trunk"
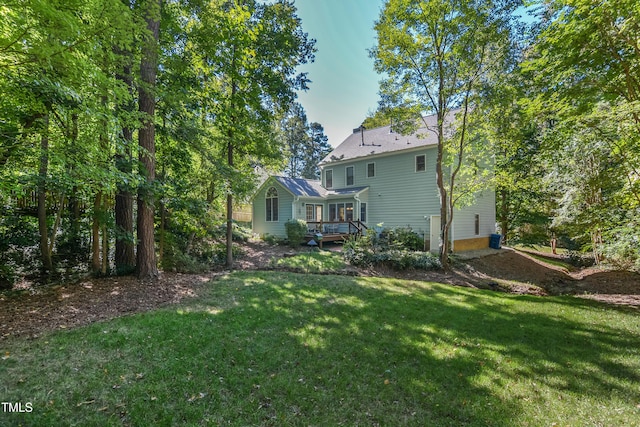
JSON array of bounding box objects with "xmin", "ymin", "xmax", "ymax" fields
[
  {"xmin": 226, "ymin": 141, "xmax": 234, "ymax": 268},
  {"xmin": 114, "ymin": 45, "xmax": 136, "ymax": 275},
  {"xmin": 102, "ymin": 218, "xmax": 109, "ymax": 275},
  {"xmin": 499, "ymin": 188, "xmax": 509, "ymax": 245},
  {"xmin": 68, "ymin": 114, "xmax": 81, "ymax": 246},
  {"xmin": 159, "ymin": 198, "xmax": 165, "ymax": 264},
  {"xmin": 435, "ymin": 111, "xmax": 450, "ymax": 270},
  {"xmin": 225, "ymin": 54, "xmax": 238, "ymax": 269},
  {"xmin": 91, "ymin": 192, "xmax": 102, "ymax": 274},
  {"xmin": 135, "ymin": 0, "xmax": 160, "ymax": 279},
  {"xmin": 37, "ymin": 114, "xmax": 53, "ymax": 273},
  {"xmin": 115, "ymin": 173, "xmax": 135, "ymax": 274}
]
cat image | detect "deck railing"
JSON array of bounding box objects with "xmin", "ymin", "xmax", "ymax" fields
[{"xmin": 306, "ymin": 220, "xmax": 368, "ymax": 236}]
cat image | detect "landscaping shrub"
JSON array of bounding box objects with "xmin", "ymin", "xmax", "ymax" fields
[
  {"xmin": 160, "ymin": 215, "xmax": 251, "ymax": 273},
  {"xmin": 160, "ymin": 232, "xmax": 211, "ymax": 273},
  {"xmin": 285, "ymin": 219, "xmax": 307, "ymax": 248},
  {"xmin": 565, "ymin": 251, "xmax": 596, "ymax": 268},
  {"xmin": 385, "ymin": 226, "xmax": 424, "ymax": 251},
  {"xmin": 213, "ymin": 222, "xmax": 252, "ymax": 242},
  {"xmin": 262, "ymin": 234, "xmax": 287, "ymax": 246},
  {"xmin": 343, "ymin": 231, "xmax": 440, "ymax": 270},
  {"xmin": 600, "ymin": 228, "xmax": 640, "ymax": 272}
]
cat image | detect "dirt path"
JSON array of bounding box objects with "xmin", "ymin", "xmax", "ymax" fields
[{"xmin": 1, "ymin": 242, "xmax": 638, "ymax": 342}]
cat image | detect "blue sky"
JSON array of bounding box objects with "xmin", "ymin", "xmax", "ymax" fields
[{"xmin": 294, "ymin": 0, "xmax": 385, "ymax": 147}]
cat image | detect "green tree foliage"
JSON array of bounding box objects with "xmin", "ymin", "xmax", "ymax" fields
[
  {"xmin": 371, "ymin": 0, "xmax": 519, "ymax": 269},
  {"xmin": 281, "ymin": 103, "xmax": 331, "ymax": 180},
  {"xmin": 524, "ymin": 0, "xmax": 640, "ymax": 265},
  {"xmin": 282, "ymin": 103, "xmax": 310, "ymax": 178},
  {"xmin": 0, "ymin": 0, "xmax": 314, "ymax": 283},
  {"xmin": 475, "ymin": 58, "xmax": 554, "ymax": 246},
  {"xmin": 0, "ymin": 0, "xmax": 138, "ymax": 280},
  {"xmin": 187, "ymin": 0, "xmax": 315, "ymax": 266}
]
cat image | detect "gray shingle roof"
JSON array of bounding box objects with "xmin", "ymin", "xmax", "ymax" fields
[
  {"xmin": 272, "ymin": 176, "xmax": 368, "ymax": 199},
  {"xmin": 321, "ymin": 111, "xmax": 458, "ymax": 165},
  {"xmin": 274, "ymin": 176, "xmax": 327, "ymax": 197}
]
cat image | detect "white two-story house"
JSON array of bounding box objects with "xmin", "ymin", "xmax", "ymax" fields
[{"xmin": 252, "ymin": 112, "xmax": 496, "ymax": 251}]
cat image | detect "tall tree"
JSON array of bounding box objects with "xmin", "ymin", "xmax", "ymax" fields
[
  {"xmin": 525, "ymin": 0, "xmax": 640, "ymax": 262},
  {"xmin": 136, "ymin": 0, "xmax": 161, "ymax": 279},
  {"xmin": 281, "ymin": 103, "xmax": 331, "ymax": 179},
  {"xmin": 192, "ymin": 0, "xmax": 315, "ymax": 267},
  {"xmin": 526, "ymin": 0, "xmax": 640, "ymax": 204},
  {"xmin": 371, "ymin": 0, "xmax": 519, "ymax": 269},
  {"xmin": 282, "ymin": 103, "xmax": 310, "ymax": 178},
  {"xmin": 302, "ymin": 122, "xmax": 331, "ymax": 180},
  {"xmin": 114, "ymin": 8, "xmax": 138, "ymax": 275}
]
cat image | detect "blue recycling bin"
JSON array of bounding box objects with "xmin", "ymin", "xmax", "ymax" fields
[{"xmin": 489, "ymin": 234, "xmax": 502, "ymax": 249}]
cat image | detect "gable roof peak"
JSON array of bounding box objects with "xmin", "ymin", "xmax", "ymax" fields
[{"xmin": 321, "ymin": 110, "xmax": 460, "ymax": 165}]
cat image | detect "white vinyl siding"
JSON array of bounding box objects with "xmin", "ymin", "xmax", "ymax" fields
[
  {"xmin": 252, "ymin": 180, "xmax": 295, "ymax": 237},
  {"xmin": 453, "ymin": 189, "xmax": 496, "ymax": 240},
  {"xmin": 322, "ymin": 148, "xmax": 438, "ymax": 235}
]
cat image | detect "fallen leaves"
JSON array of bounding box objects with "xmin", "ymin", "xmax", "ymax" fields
[{"xmin": 187, "ymin": 392, "xmax": 207, "ymax": 402}]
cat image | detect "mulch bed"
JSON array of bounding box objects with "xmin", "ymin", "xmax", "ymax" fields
[{"xmin": 1, "ymin": 242, "xmax": 638, "ymax": 342}]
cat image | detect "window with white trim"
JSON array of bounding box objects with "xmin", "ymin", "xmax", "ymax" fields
[
  {"xmin": 325, "ymin": 169, "xmax": 333, "ymax": 189},
  {"xmin": 266, "ymin": 187, "xmax": 278, "ymax": 222},
  {"xmin": 306, "ymin": 204, "xmax": 322, "ymax": 221},
  {"xmin": 346, "ymin": 166, "xmax": 354, "ymax": 186},
  {"xmin": 416, "ymin": 154, "xmax": 426, "ymax": 172},
  {"xmin": 367, "ymin": 162, "xmax": 375, "ymax": 178}
]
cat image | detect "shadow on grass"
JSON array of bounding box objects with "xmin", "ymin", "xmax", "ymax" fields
[{"xmin": 3, "ymin": 271, "xmax": 640, "ymax": 426}]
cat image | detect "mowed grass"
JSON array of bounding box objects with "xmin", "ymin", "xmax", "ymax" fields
[
  {"xmin": 2, "ymin": 271, "xmax": 640, "ymax": 426},
  {"xmin": 271, "ymin": 250, "xmax": 346, "ymax": 273}
]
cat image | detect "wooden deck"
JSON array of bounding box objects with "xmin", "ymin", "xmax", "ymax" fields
[{"xmin": 305, "ymin": 220, "xmax": 367, "ymax": 248}]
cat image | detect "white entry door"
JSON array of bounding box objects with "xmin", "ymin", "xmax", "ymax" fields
[{"xmin": 429, "ymin": 215, "xmax": 441, "ymax": 252}]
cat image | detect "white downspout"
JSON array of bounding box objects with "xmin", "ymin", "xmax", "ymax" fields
[
  {"xmin": 293, "ymin": 196, "xmax": 299, "ymax": 220},
  {"xmin": 354, "ymin": 194, "xmax": 360, "ymax": 221}
]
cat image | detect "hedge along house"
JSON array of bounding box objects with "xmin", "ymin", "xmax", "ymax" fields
[{"xmin": 252, "ymin": 111, "xmax": 496, "ymax": 251}]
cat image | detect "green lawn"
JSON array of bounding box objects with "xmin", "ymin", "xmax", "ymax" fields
[
  {"xmin": 2, "ymin": 271, "xmax": 640, "ymax": 426},
  {"xmin": 271, "ymin": 249, "xmax": 346, "ymax": 273}
]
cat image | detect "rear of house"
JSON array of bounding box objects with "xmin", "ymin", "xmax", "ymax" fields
[{"xmin": 252, "ymin": 112, "xmax": 496, "ymax": 251}]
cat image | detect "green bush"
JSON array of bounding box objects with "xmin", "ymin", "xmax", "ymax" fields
[
  {"xmin": 285, "ymin": 219, "xmax": 307, "ymax": 248},
  {"xmin": 564, "ymin": 251, "xmax": 596, "ymax": 268},
  {"xmin": 213, "ymin": 222, "xmax": 252, "ymax": 242},
  {"xmin": 385, "ymin": 226, "xmax": 424, "ymax": 251},
  {"xmin": 600, "ymin": 239, "xmax": 639, "ymax": 271},
  {"xmin": 343, "ymin": 234, "xmax": 440, "ymax": 270},
  {"xmin": 0, "ymin": 264, "xmax": 15, "ymax": 290},
  {"xmin": 263, "ymin": 234, "xmax": 287, "ymax": 246}
]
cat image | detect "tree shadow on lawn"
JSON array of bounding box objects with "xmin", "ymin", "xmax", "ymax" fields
[
  {"xmin": 220, "ymin": 273, "xmax": 640, "ymax": 425},
  {"xmin": 4, "ymin": 271, "xmax": 639, "ymax": 426}
]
